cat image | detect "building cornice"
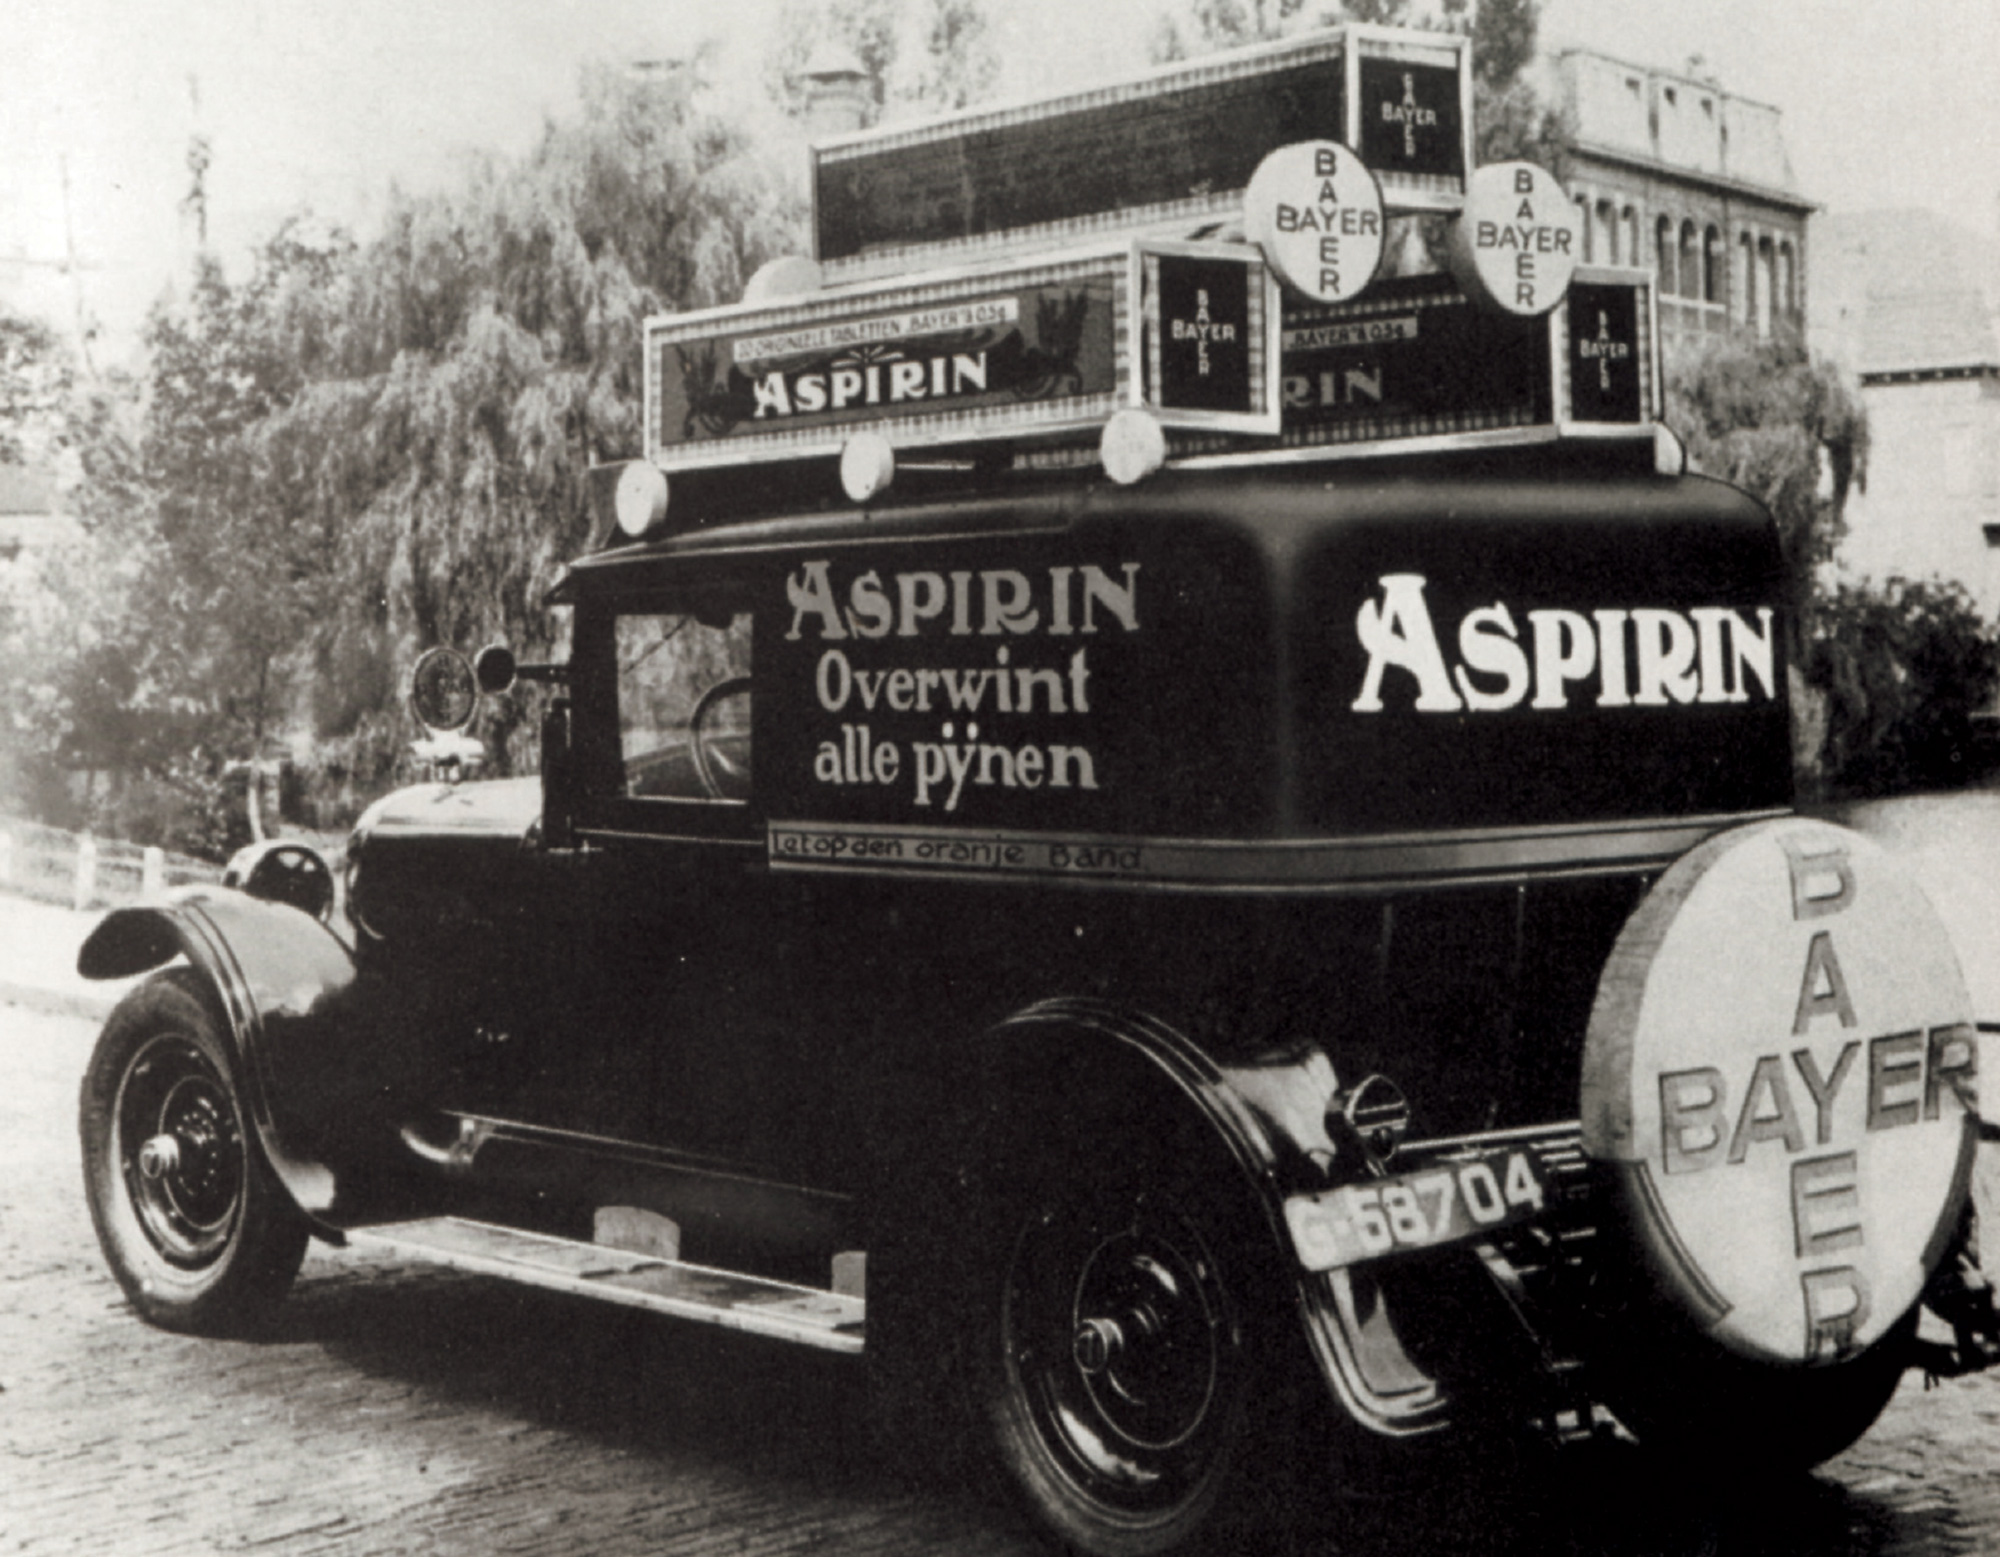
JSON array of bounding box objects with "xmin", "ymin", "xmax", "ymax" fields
[
  {"xmin": 1554, "ymin": 46, "xmax": 1785, "ymax": 115},
  {"xmin": 1568, "ymin": 139, "xmax": 1819, "ymax": 216},
  {"xmin": 1860, "ymin": 364, "xmax": 1999, "ymax": 387}
]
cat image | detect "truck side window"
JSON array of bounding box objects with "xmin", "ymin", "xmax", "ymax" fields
[{"xmin": 616, "ymin": 611, "xmax": 753, "ymax": 803}]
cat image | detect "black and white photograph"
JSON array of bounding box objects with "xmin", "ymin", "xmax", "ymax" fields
[{"xmin": 3, "ymin": 0, "xmax": 1998, "ymax": 1551}]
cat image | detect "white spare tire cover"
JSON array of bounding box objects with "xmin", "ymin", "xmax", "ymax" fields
[{"xmin": 1582, "ymin": 818, "xmax": 1977, "ymax": 1365}]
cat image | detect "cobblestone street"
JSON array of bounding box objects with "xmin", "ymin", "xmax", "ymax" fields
[{"xmin": 5, "ymin": 994, "xmax": 2000, "ymax": 1555}]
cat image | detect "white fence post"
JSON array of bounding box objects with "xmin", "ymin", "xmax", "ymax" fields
[
  {"xmin": 73, "ymin": 834, "xmax": 97, "ymax": 912},
  {"xmin": 142, "ymin": 845, "xmax": 166, "ymax": 901}
]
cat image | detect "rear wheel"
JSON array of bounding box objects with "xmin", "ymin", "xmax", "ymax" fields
[
  {"xmin": 970, "ymin": 1142, "xmax": 1269, "ymax": 1557},
  {"xmin": 79, "ymin": 970, "xmax": 309, "ymax": 1333}
]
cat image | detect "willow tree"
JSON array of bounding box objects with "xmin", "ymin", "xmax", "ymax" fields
[
  {"xmin": 766, "ymin": 0, "xmax": 1000, "ymax": 123},
  {"xmin": 122, "ymin": 59, "xmax": 803, "ymax": 820},
  {"xmin": 1665, "ymin": 330, "xmax": 1867, "ymax": 663}
]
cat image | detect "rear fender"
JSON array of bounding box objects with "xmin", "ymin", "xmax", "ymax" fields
[
  {"xmin": 80, "ymin": 890, "xmax": 388, "ymax": 1226},
  {"xmin": 978, "ymin": 998, "xmax": 1453, "ymax": 1439}
]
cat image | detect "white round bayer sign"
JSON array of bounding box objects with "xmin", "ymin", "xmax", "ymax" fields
[
  {"xmin": 1445, "ymin": 160, "xmax": 1581, "ymax": 316},
  {"xmin": 1244, "ymin": 141, "xmax": 1385, "ymax": 305},
  {"xmin": 1582, "ymin": 819, "xmax": 1976, "ymax": 1365}
]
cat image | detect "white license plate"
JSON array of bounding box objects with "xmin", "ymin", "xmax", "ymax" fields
[{"xmin": 1283, "ymin": 1149, "xmax": 1550, "ymax": 1272}]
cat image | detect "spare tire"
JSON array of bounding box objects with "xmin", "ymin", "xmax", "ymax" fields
[{"xmin": 1580, "ymin": 818, "xmax": 1976, "ymax": 1459}]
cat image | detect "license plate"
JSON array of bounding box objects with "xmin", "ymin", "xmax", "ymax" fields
[{"xmin": 1284, "ymin": 1149, "xmax": 1550, "ymax": 1272}]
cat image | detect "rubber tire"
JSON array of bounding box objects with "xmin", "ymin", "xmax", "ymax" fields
[
  {"xmin": 79, "ymin": 969, "xmax": 310, "ymax": 1334},
  {"xmin": 964, "ymin": 1126, "xmax": 1273, "ymax": 1557},
  {"xmin": 1603, "ymin": 1305, "xmax": 1917, "ymax": 1475}
]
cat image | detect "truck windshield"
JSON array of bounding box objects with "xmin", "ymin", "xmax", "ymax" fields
[{"xmin": 616, "ymin": 611, "xmax": 753, "ymax": 803}]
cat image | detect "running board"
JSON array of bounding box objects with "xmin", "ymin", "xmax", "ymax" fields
[{"xmin": 346, "ymin": 1217, "xmax": 866, "ymax": 1355}]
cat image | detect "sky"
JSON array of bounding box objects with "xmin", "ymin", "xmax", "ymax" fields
[{"xmin": 3, "ymin": 0, "xmax": 1995, "ymax": 365}]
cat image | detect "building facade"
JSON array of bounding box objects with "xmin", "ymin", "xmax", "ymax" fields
[
  {"xmin": 1554, "ymin": 49, "xmax": 1813, "ymax": 352},
  {"xmin": 0, "ymin": 464, "xmax": 76, "ymax": 562},
  {"xmin": 1813, "ymin": 210, "xmax": 2000, "ymax": 615}
]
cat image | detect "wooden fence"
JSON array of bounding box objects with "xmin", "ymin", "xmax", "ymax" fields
[{"xmin": 0, "ymin": 818, "xmax": 223, "ymax": 911}]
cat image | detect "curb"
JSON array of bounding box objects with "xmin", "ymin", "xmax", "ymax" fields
[{"xmin": 0, "ymin": 980, "xmax": 117, "ymax": 1023}]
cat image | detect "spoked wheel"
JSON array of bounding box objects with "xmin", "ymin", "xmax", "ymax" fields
[
  {"xmin": 976, "ymin": 1165, "xmax": 1264, "ymax": 1557},
  {"xmin": 80, "ymin": 970, "xmax": 309, "ymax": 1333}
]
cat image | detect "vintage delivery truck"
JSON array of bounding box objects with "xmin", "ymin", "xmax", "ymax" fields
[{"xmin": 73, "ymin": 26, "xmax": 1999, "ymax": 1556}]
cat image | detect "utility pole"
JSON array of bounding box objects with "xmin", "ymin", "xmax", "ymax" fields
[
  {"xmin": 59, "ymin": 156, "xmax": 97, "ymax": 377},
  {"xmin": 2, "ymin": 156, "xmax": 103, "ymax": 376},
  {"xmin": 182, "ymin": 74, "xmax": 211, "ymax": 254}
]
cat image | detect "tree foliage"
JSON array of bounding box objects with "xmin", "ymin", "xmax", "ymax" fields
[
  {"xmin": 908, "ymin": 0, "xmax": 1001, "ymax": 111},
  {"xmin": 0, "ymin": 310, "xmax": 74, "ymax": 469},
  {"xmin": 23, "ymin": 27, "xmax": 1042, "ymax": 851},
  {"xmin": 30, "ymin": 59, "xmax": 806, "ymax": 849},
  {"xmin": 1807, "ymin": 578, "xmax": 2000, "ymax": 797},
  {"xmin": 1666, "ymin": 329, "xmax": 1999, "ymax": 796},
  {"xmin": 767, "ymin": 0, "xmax": 999, "ymax": 124},
  {"xmin": 1150, "ymin": 0, "xmax": 1332, "ymax": 58},
  {"xmin": 1468, "ymin": 0, "xmax": 1567, "ymax": 168},
  {"xmin": 1665, "ymin": 331, "xmax": 1868, "ymax": 660}
]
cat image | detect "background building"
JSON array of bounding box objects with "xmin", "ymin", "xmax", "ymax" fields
[
  {"xmin": 0, "ymin": 465, "xmax": 76, "ymax": 563},
  {"xmin": 1554, "ymin": 48, "xmax": 1813, "ymax": 351},
  {"xmin": 1813, "ymin": 209, "xmax": 2000, "ymax": 612}
]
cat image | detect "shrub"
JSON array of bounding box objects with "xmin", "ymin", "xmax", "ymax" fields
[{"xmin": 1805, "ymin": 576, "xmax": 2000, "ymax": 797}]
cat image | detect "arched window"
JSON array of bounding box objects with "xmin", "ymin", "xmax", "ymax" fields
[
  {"xmin": 1656, "ymin": 215, "xmax": 1677, "ymax": 295},
  {"xmin": 1597, "ymin": 199, "xmax": 1620, "ymax": 263},
  {"xmin": 1576, "ymin": 196, "xmax": 1594, "ymax": 264},
  {"xmin": 1737, "ymin": 232, "xmax": 1756, "ymax": 326},
  {"xmin": 1679, "ymin": 221, "xmax": 1699, "ymax": 300},
  {"xmin": 1777, "ymin": 242, "xmax": 1797, "ymax": 318},
  {"xmin": 1623, "ymin": 208, "xmax": 1641, "ymax": 272},
  {"xmin": 1703, "ymin": 225, "xmax": 1722, "ymax": 304},
  {"xmin": 1757, "ymin": 235, "xmax": 1776, "ymax": 335}
]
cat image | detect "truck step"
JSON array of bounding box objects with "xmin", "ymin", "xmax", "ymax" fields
[{"xmin": 346, "ymin": 1217, "xmax": 866, "ymax": 1355}]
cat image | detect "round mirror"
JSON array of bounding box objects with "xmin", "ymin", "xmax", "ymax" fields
[{"xmin": 409, "ymin": 647, "xmax": 479, "ymax": 732}]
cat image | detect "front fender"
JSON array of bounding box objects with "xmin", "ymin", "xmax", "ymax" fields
[
  {"xmin": 80, "ymin": 890, "xmax": 415, "ymax": 1227},
  {"xmin": 983, "ymin": 998, "xmax": 1453, "ymax": 1440}
]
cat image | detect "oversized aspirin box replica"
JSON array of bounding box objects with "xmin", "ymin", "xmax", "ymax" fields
[
  {"xmin": 1263, "ymin": 264, "xmax": 1657, "ymax": 453},
  {"xmin": 645, "ymin": 240, "xmax": 1280, "ymax": 474},
  {"xmin": 810, "ymin": 25, "xmax": 1470, "ymax": 284},
  {"xmin": 1582, "ymin": 819, "xmax": 1978, "ymax": 1364}
]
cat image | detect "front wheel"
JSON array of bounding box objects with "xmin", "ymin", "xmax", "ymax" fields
[
  {"xmin": 79, "ymin": 970, "xmax": 309, "ymax": 1333},
  {"xmin": 970, "ymin": 1153, "xmax": 1269, "ymax": 1557}
]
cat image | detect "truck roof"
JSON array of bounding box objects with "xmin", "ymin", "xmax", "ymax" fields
[{"xmin": 555, "ymin": 437, "xmax": 1712, "ymax": 598}]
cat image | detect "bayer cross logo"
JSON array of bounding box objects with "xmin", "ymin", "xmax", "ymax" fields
[
  {"xmin": 1380, "ymin": 71, "xmax": 1441, "ymax": 160},
  {"xmin": 1168, "ymin": 288, "xmax": 1239, "ymax": 378},
  {"xmin": 1578, "ymin": 307, "xmax": 1633, "ymax": 390},
  {"xmin": 1156, "ymin": 252, "xmax": 1256, "ymax": 412}
]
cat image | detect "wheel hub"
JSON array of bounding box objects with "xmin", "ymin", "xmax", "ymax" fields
[
  {"xmin": 137, "ymin": 1134, "xmax": 182, "ymax": 1181},
  {"xmin": 1072, "ymin": 1241, "xmax": 1218, "ymax": 1454},
  {"xmin": 117, "ymin": 1036, "xmax": 245, "ymax": 1268},
  {"xmin": 1005, "ymin": 1191, "xmax": 1239, "ymax": 1522},
  {"xmin": 1072, "ymin": 1316, "xmax": 1125, "ymax": 1374}
]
